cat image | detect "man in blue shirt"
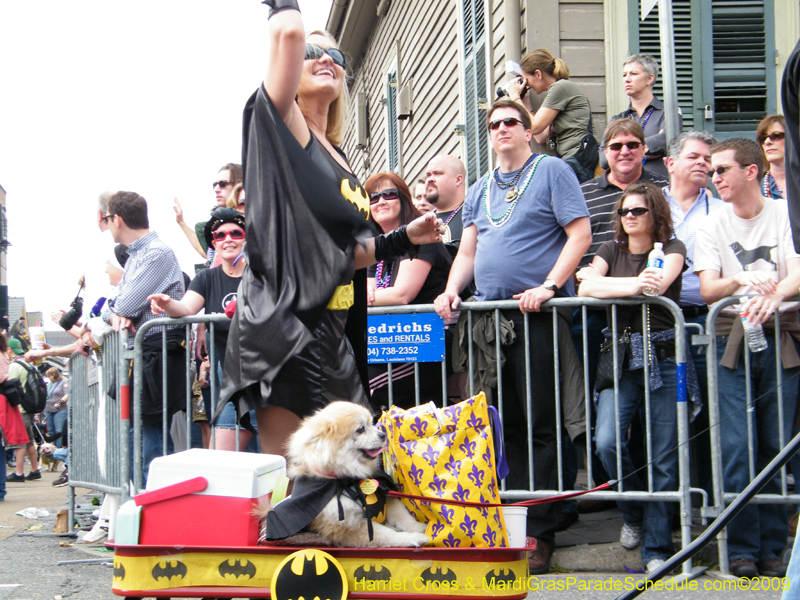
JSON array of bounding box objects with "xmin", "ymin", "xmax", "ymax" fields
[{"xmin": 435, "ymin": 98, "xmax": 591, "ymax": 574}]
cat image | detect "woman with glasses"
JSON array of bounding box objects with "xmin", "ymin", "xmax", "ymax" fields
[
  {"xmin": 220, "ymin": 0, "xmax": 441, "ymax": 460},
  {"xmin": 757, "ymin": 114, "xmax": 787, "ymax": 199},
  {"xmin": 148, "ymin": 208, "xmax": 255, "ymax": 452},
  {"xmin": 506, "ymin": 48, "xmax": 597, "ymax": 182},
  {"xmin": 576, "ymin": 182, "xmax": 687, "ymax": 576},
  {"xmin": 365, "ymin": 174, "xmax": 452, "ymax": 409}
]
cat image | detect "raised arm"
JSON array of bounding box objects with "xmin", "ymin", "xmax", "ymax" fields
[
  {"xmin": 262, "ymin": 1, "xmax": 308, "ymax": 142},
  {"xmin": 148, "ymin": 291, "xmax": 206, "ymax": 318}
]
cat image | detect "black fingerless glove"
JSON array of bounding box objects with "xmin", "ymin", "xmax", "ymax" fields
[
  {"xmin": 262, "ymin": 0, "xmax": 300, "ymax": 18},
  {"xmin": 374, "ymin": 225, "xmax": 419, "ymax": 261}
]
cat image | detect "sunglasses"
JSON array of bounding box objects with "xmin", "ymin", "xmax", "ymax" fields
[
  {"xmin": 708, "ymin": 165, "xmax": 747, "ymax": 177},
  {"xmin": 607, "ymin": 141, "xmax": 642, "ymax": 152},
  {"xmin": 369, "ymin": 188, "xmax": 400, "ymax": 204},
  {"xmin": 617, "ymin": 207, "xmax": 649, "ymax": 217},
  {"xmin": 101, "ymin": 214, "xmax": 114, "ymax": 224},
  {"xmin": 304, "ymin": 44, "xmax": 346, "ymax": 69},
  {"xmin": 212, "ymin": 180, "xmax": 232, "ymax": 189},
  {"xmin": 212, "ymin": 229, "xmax": 245, "ymax": 242},
  {"xmin": 759, "ymin": 131, "xmax": 785, "ymax": 144},
  {"xmin": 488, "ymin": 117, "xmax": 524, "ymax": 131}
]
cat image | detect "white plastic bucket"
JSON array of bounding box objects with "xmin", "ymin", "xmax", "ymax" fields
[{"xmin": 501, "ymin": 505, "xmax": 528, "ymax": 548}]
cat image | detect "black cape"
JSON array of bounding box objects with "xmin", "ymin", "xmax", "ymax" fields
[
  {"xmin": 265, "ymin": 472, "xmax": 394, "ymax": 542},
  {"xmin": 219, "ymin": 86, "xmax": 374, "ymax": 415},
  {"xmin": 782, "ymin": 37, "xmax": 800, "ymax": 253}
]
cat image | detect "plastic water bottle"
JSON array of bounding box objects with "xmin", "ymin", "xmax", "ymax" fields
[
  {"xmin": 739, "ymin": 297, "xmax": 768, "ymax": 352},
  {"xmin": 643, "ymin": 242, "xmax": 665, "ymax": 296}
]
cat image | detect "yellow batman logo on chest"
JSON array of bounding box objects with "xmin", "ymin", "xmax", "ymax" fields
[{"xmin": 341, "ymin": 179, "xmax": 370, "ymax": 221}]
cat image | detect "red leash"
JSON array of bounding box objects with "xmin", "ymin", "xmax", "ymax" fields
[{"xmin": 386, "ymin": 482, "xmax": 613, "ymax": 508}]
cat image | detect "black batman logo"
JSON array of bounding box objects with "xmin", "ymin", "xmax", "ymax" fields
[
  {"xmin": 420, "ymin": 566, "xmax": 457, "ymax": 583},
  {"xmin": 354, "ymin": 564, "xmax": 392, "ymax": 581},
  {"xmin": 113, "ymin": 561, "xmax": 125, "ymax": 580},
  {"xmin": 273, "ymin": 551, "xmax": 346, "ymax": 600},
  {"xmin": 485, "ymin": 567, "xmax": 516, "ymax": 586},
  {"xmin": 218, "ymin": 558, "xmax": 256, "ymax": 579},
  {"xmin": 151, "ymin": 560, "xmax": 187, "ymax": 581}
]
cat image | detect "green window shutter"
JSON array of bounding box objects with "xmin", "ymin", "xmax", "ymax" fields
[
  {"xmin": 636, "ymin": 0, "xmax": 694, "ymax": 131},
  {"xmin": 712, "ymin": 0, "xmax": 768, "ymax": 132},
  {"xmin": 463, "ymin": 0, "xmax": 488, "ymax": 185},
  {"xmin": 386, "ymin": 72, "xmax": 400, "ymax": 172}
]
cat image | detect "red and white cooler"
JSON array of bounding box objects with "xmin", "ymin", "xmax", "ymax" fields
[{"xmin": 137, "ymin": 449, "xmax": 285, "ymax": 547}]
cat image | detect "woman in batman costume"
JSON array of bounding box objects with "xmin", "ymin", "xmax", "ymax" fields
[{"xmin": 220, "ymin": 0, "xmax": 443, "ymax": 458}]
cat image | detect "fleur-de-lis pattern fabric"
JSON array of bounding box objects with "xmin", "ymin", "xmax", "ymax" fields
[{"xmin": 378, "ymin": 393, "xmax": 507, "ymax": 548}]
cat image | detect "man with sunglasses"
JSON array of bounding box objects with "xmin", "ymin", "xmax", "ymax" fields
[
  {"xmin": 101, "ymin": 191, "xmax": 187, "ymax": 485},
  {"xmin": 434, "ymin": 98, "xmax": 591, "ymax": 575},
  {"xmin": 694, "ymin": 138, "xmax": 800, "ymax": 579}
]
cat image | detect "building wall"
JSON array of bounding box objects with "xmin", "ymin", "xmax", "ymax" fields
[{"xmin": 339, "ymin": 0, "xmax": 467, "ymax": 185}]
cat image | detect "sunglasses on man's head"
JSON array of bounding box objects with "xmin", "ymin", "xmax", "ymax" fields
[
  {"xmin": 607, "ymin": 141, "xmax": 642, "ymax": 152},
  {"xmin": 617, "ymin": 207, "xmax": 649, "ymax": 217},
  {"xmin": 304, "ymin": 44, "xmax": 346, "ymax": 69},
  {"xmin": 212, "ymin": 180, "xmax": 231, "ymax": 190},
  {"xmin": 369, "ymin": 188, "xmax": 400, "ymax": 204},
  {"xmin": 212, "ymin": 229, "xmax": 245, "ymax": 242},
  {"xmin": 488, "ymin": 117, "xmax": 524, "ymax": 131},
  {"xmin": 759, "ymin": 131, "xmax": 785, "ymax": 144}
]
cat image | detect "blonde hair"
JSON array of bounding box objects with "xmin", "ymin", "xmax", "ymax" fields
[
  {"xmin": 520, "ymin": 48, "xmax": 570, "ymax": 81},
  {"xmin": 226, "ymin": 183, "xmax": 244, "ymax": 209},
  {"xmin": 303, "ymin": 30, "xmax": 350, "ymax": 146}
]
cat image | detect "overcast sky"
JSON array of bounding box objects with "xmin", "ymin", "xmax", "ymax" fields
[{"xmin": 0, "ymin": 0, "xmax": 332, "ymax": 328}]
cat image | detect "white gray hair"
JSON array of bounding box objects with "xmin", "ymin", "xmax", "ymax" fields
[
  {"xmin": 668, "ymin": 131, "xmax": 717, "ymax": 158},
  {"xmin": 623, "ymin": 54, "xmax": 659, "ymax": 85}
]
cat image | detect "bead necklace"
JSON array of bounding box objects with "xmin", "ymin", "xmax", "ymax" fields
[
  {"xmin": 491, "ymin": 153, "xmax": 536, "ymax": 202},
  {"xmin": 762, "ymin": 172, "xmax": 782, "ymax": 198},
  {"xmin": 441, "ymin": 205, "xmax": 462, "ymax": 228},
  {"xmin": 482, "ymin": 154, "xmax": 545, "ymax": 227},
  {"xmin": 375, "ymin": 260, "xmax": 392, "ymax": 288}
]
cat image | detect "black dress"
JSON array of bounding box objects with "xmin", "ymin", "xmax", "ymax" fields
[{"xmin": 219, "ymin": 86, "xmax": 374, "ymax": 420}]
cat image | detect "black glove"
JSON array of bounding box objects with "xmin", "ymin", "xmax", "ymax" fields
[
  {"xmin": 262, "ymin": 0, "xmax": 300, "ymax": 18},
  {"xmin": 374, "ymin": 225, "xmax": 419, "ymax": 262}
]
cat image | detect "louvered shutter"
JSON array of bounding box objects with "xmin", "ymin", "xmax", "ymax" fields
[
  {"xmin": 463, "ymin": 0, "xmax": 488, "ymax": 185},
  {"xmin": 386, "ymin": 72, "xmax": 400, "ymax": 172},
  {"xmin": 637, "ymin": 0, "xmax": 694, "ymax": 130},
  {"xmin": 711, "ymin": 0, "xmax": 768, "ymax": 131}
]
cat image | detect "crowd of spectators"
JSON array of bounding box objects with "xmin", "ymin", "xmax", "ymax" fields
[{"xmin": 4, "ymin": 32, "xmax": 796, "ymax": 580}]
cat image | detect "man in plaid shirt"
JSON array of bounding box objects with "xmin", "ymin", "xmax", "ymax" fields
[{"xmin": 100, "ymin": 191, "xmax": 186, "ymax": 484}]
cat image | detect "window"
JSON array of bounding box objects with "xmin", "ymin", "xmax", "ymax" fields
[
  {"xmin": 385, "ymin": 64, "xmax": 401, "ymax": 173},
  {"xmin": 631, "ymin": 0, "xmax": 775, "ymax": 135},
  {"xmin": 462, "ymin": 0, "xmax": 489, "ymax": 184}
]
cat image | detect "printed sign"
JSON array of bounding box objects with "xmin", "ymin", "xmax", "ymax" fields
[{"xmin": 367, "ymin": 313, "xmax": 445, "ymax": 364}]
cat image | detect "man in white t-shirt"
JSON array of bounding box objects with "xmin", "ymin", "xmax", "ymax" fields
[{"xmin": 694, "ymin": 137, "xmax": 800, "ymax": 579}]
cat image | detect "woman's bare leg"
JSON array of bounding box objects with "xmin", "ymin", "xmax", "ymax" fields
[{"xmin": 255, "ymin": 406, "xmax": 301, "ymax": 459}]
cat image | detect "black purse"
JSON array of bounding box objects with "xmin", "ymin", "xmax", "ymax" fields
[
  {"xmin": 1, "ymin": 378, "xmax": 24, "ymax": 407},
  {"xmin": 595, "ymin": 328, "xmax": 631, "ymax": 392},
  {"xmin": 560, "ymin": 113, "xmax": 599, "ymax": 183}
]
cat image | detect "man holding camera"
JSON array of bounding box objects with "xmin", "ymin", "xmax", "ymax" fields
[{"xmin": 97, "ymin": 191, "xmax": 186, "ymax": 484}]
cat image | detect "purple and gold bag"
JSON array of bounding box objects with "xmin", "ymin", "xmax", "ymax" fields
[{"xmin": 378, "ymin": 392, "xmax": 507, "ymax": 548}]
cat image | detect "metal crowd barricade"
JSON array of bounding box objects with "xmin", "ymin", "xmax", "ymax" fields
[
  {"xmin": 705, "ymin": 297, "xmax": 800, "ymax": 575},
  {"xmin": 67, "ymin": 330, "xmax": 129, "ymax": 527},
  {"xmin": 370, "ymin": 295, "xmax": 700, "ymax": 578}
]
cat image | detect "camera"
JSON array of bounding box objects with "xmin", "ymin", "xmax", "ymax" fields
[
  {"xmin": 58, "ymin": 276, "xmax": 85, "ymax": 331},
  {"xmin": 59, "ymin": 297, "xmax": 84, "ymax": 331}
]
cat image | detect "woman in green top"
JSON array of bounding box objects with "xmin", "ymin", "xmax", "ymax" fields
[{"xmin": 507, "ymin": 48, "xmax": 597, "ymax": 182}]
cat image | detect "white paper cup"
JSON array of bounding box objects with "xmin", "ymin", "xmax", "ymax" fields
[
  {"xmin": 29, "ymin": 326, "xmax": 46, "ymax": 350},
  {"xmin": 501, "ymin": 505, "xmax": 528, "ymax": 548}
]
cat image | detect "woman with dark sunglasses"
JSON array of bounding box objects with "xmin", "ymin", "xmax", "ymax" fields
[
  {"xmin": 576, "ymin": 182, "xmax": 688, "ymax": 576},
  {"xmin": 365, "ymin": 174, "xmax": 453, "ymax": 409},
  {"xmin": 757, "ymin": 114, "xmax": 787, "ymax": 199},
  {"xmin": 147, "ymin": 208, "xmax": 253, "ymax": 452},
  {"xmin": 220, "ymin": 1, "xmax": 442, "ymax": 461}
]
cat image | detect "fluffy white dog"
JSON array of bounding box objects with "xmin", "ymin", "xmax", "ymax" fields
[{"xmin": 263, "ymin": 401, "xmax": 428, "ymax": 548}]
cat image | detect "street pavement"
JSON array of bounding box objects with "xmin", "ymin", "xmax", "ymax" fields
[{"xmin": 0, "ymin": 467, "xmax": 789, "ymax": 599}]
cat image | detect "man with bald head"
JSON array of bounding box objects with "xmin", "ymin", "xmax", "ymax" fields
[{"xmin": 425, "ymin": 155, "xmax": 467, "ymax": 253}]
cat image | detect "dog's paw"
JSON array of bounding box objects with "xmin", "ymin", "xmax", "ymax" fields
[
  {"xmin": 400, "ymin": 532, "xmax": 430, "ymax": 548},
  {"xmin": 406, "ymin": 519, "xmax": 427, "ymax": 534}
]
